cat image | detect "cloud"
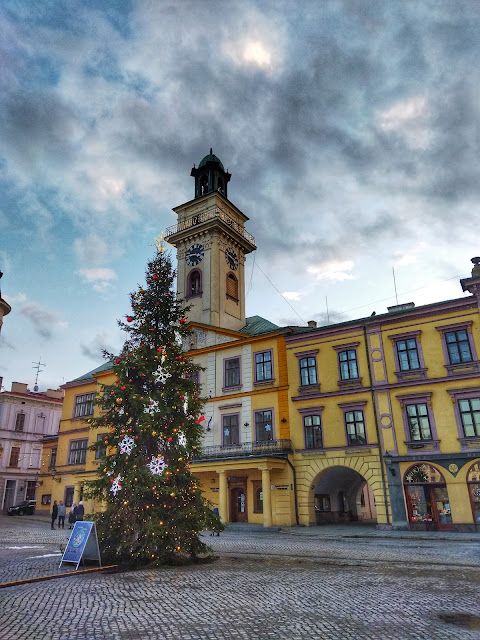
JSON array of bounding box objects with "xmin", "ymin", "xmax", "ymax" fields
[
  {"xmin": 282, "ymin": 291, "xmax": 302, "ymax": 301},
  {"xmin": 4, "ymin": 292, "xmax": 27, "ymax": 304},
  {"xmin": 19, "ymin": 302, "xmax": 67, "ymax": 339},
  {"xmin": 79, "ymin": 268, "xmax": 117, "ymax": 292},
  {"xmin": 80, "ymin": 332, "xmax": 117, "ymax": 361},
  {"xmin": 74, "ymin": 236, "xmax": 109, "ymax": 268},
  {"xmin": 307, "ymin": 261, "xmax": 356, "ymax": 282}
]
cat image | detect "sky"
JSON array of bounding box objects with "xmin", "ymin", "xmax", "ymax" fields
[{"xmin": 1, "ymin": 0, "xmax": 479, "ymax": 392}]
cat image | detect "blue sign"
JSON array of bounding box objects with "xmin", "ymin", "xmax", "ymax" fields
[{"xmin": 59, "ymin": 521, "xmax": 101, "ymax": 570}]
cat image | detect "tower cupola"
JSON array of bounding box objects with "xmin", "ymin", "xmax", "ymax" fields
[{"xmin": 191, "ymin": 148, "xmax": 231, "ymax": 199}]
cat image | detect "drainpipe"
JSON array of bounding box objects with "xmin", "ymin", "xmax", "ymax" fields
[
  {"xmin": 363, "ymin": 325, "xmax": 391, "ymax": 525},
  {"xmin": 285, "ymin": 455, "xmax": 299, "ymax": 525}
]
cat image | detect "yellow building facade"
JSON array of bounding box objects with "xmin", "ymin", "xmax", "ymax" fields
[{"xmin": 47, "ymin": 153, "xmax": 480, "ymax": 533}]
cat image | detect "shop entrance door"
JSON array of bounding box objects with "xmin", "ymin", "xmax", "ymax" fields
[
  {"xmin": 404, "ymin": 464, "xmax": 452, "ymax": 531},
  {"xmin": 230, "ymin": 484, "xmax": 247, "ymax": 522}
]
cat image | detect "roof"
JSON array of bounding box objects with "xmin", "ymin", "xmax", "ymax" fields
[
  {"xmin": 66, "ymin": 361, "xmax": 114, "ymax": 384},
  {"xmin": 285, "ymin": 295, "xmax": 476, "ymax": 338},
  {"xmin": 241, "ymin": 316, "xmax": 280, "ymax": 336},
  {"xmin": 0, "ymin": 391, "xmax": 63, "ymax": 404},
  {"xmin": 198, "ymin": 150, "xmax": 225, "ymax": 170}
]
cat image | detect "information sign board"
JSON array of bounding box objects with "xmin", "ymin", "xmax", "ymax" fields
[{"xmin": 59, "ymin": 521, "xmax": 102, "ymax": 570}]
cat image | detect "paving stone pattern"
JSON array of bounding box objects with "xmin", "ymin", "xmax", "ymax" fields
[{"xmin": 0, "ymin": 520, "xmax": 479, "ymax": 639}]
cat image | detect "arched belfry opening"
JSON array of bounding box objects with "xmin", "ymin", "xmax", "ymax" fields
[{"xmin": 191, "ymin": 148, "xmax": 231, "ymax": 199}]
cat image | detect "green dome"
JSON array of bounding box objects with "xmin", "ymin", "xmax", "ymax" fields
[{"xmin": 198, "ymin": 149, "xmax": 224, "ymax": 170}]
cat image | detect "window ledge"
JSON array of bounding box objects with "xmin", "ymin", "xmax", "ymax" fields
[
  {"xmin": 254, "ymin": 378, "xmax": 276, "ymax": 387},
  {"xmin": 404, "ymin": 439, "xmax": 440, "ymax": 452},
  {"xmin": 226, "ymin": 294, "xmax": 239, "ymax": 303},
  {"xmin": 298, "ymin": 384, "xmax": 320, "ymax": 394},
  {"xmin": 395, "ymin": 368, "xmax": 428, "ymax": 381},
  {"xmin": 338, "ymin": 378, "xmax": 363, "ymax": 388},
  {"xmin": 445, "ymin": 361, "xmax": 480, "ymax": 375},
  {"xmin": 222, "ymin": 385, "xmax": 243, "ymax": 393},
  {"xmin": 345, "ymin": 447, "xmax": 371, "ymax": 455},
  {"xmin": 458, "ymin": 437, "xmax": 480, "ymax": 449},
  {"xmin": 185, "ymin": 292, "xmax": 203, "ymax": 300}
]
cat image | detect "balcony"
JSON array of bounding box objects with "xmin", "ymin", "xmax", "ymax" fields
[
  {"xmin": 192, "ymin": 439, "xmax": 292, "ymax": 461},
  {"xmin": 165, "ymin": 205, "xmax": 256, "ymax": 248}
]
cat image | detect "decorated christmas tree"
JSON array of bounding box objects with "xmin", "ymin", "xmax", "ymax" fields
[{"xmin": 86, "ymin": 240, "xmax": 222, "ymax": 566}]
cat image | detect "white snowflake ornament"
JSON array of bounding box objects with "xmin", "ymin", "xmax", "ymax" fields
[
  {"xmin": 153, "ymin": 365, "xmax": 172, "ymax": 385},
  {"xmin": 144, "ymin": 399, "xmax": 159, "ymax": 414},
  {"xmin": 119, "ymin": 435, "xmax": 135, "ymax": 454},
  {"xmin": 110, "ymin": 474, "xmax": 122, "ymax": 496},
  {"xmin": 148, "ymin": 455, "xmax": 166, "ymax": 475},
  {"xmin": 178, "ymin": 431, "xmax": 187, "ymax": 447}
]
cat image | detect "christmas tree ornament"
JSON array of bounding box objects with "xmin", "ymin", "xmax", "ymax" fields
[{"xmin": 147, "ymin": 455, "xmax": 166, "ymax": 475}]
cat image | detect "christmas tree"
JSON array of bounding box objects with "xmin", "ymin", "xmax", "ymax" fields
[{"xmin": 86, "ymin": 241, "xmax": 222, "ymax": 566}]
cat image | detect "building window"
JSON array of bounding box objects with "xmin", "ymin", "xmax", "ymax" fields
[
  {"xmin": 255, "ymin": 409, "xmax": 274, "ymax": 442},
  {"xmin": 445, "ymin": 329, "xmax": 473, "ymax": 364},
  {"xmin": 339, "ymin": 350, "xmax": 358, "ymax": 380},
  {"xmin": 447, "ymin": 387, "xmax": 480, "ymax": 450},
  {"xmin": 74, "ymin": 392, "xmax": 95, "ymax": 418},
  {"xmin": 345, "ymin": 410, "xmax": 367, "ymax": 446},
  {"xmin": 222, "ymin": 414, "xmax": 240, "ymax": 445},
  {"xmin": 458, "ymin": 398, "xmax": 480, "ymax": 437},
  {"xmin": 406, "ymin": 404, "xmax": 432, "ymax": 441},
  {"xmin": 224, "ymin": 357, "xmax": 241, "ymax": 389},
  {"xmin": 436, "ymin": 322, "xmax": 478, "ymax": 374},
  {"xmin": 253, "ymin": 482, "xmax": 263, "ymax": 513},
  {"xmin": 254, "ymin": 350, "xmax": 273, "ymax": 383},
  {"xmin": 389, "ymin": 331, "xmax": 427, "ymax": 380},
  {"xmin": 14, "ymin": 413, "xmax": 25, "ymax": 432},
  {"xmin": 304, "ymin": 415, "xmax": 323, "ymax": 449},
  {"xmin": 300, "ymin": 356, "xmax": 317, "ymax": 386},
  {"xmin": 96, "ymin": 433, "xmax": 108, "ymax": 459},
  {"xmin": 396, "ymin": 339, "xmax": 420, "ymax": 370},
  {"xmin": 226, "ymin": 273, "xmax": 238, "ymax": 301},
  {"xmin": 397, "ymin": 393, "xmax": 439, "ymax": 451},
  {"xmin": 186, "ymin": 269, "xmax": 202, "ymax": 298},
  {"xmin": 8, "ymin": 446, "xmax": 20, "ymax": 467},
  {"xmin": 68, "ymin": 439, "xmax": 88, "ymax": 465},
  {"xmin": 49, "ymin": 448, "xmax": 57, "ymax": 469},
  {"xmin": 65, "ymin": 487, "xmax": 74, "ymax": 508}
]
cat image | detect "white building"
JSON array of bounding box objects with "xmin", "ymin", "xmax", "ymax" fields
[{"xmin": 0, "ymin": 380, "xmax": 63, "ymax": 510}]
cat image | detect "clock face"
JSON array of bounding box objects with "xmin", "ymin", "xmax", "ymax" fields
[
  {"xmin": 186, "ymin": 243, "xmax": 204, "ymax": 266},
  {"xmin": 225, "ymin": 247, "xmax": 239, "ymax": 270}
]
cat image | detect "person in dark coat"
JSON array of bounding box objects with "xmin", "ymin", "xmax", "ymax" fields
[
  {"xmin": 51, "ymin": 500, "xmax": 58, "ymax": 529},
  {"xmin": 68, "ymin": 502, "xmax": 77, "ymax": 529},
  {"xmin": 76, "ymin": 501, "xmax": 85, "ymax": 521}
]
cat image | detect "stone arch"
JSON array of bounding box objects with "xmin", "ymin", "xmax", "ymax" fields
[{"xmin": 297, "ymin": 456, "xmax": 386, "ymax": 526}]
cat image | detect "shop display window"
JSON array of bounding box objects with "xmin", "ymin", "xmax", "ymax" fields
[{"xmin": 404, "ymin": 464, "xmax": 452, "ymax": 531}]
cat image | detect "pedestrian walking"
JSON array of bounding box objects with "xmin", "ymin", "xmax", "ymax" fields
[
  {"xmin": 57, "ymin": 501, "xmax": 66, "ymax": 529},
  {"xmin": 210, "ymin": 506, "xmax": 221, "ymax": 536},
  {"xmin": 51, "ymin": 500, "xmax": 58, "ymax": 530},
  {"xmin": 68, "ymin": 502, "xmax": 77, "ymax": 529},
  {"xmin": 76, "ymin": 500, "xmax": 85, "ymax": 521}
]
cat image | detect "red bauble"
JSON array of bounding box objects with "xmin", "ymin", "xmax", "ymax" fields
[
  {"xmin": 127, "ymin": 316, "xmax": 133, "ymax": 322},
  {"xmin": 180, "ymin": 318, "xmax": 186, "ymax": 324},
  {"xmin": 168, "ymin": 437, "xmax": 173, "ymax": 442},
  {"xmin": 115, "ymin": 358, "xmax": 121, "ymax": 364},
  {"xmin": 153, "ymin": 275, "xmax": 158, "ymax": 280},
  {"xmin": 121, "ymin": 386, "xmax": 126, "ymax": 390},
  {"xmin": 157, "ymin": 347, "xmax": 163, "ymax": 352}
]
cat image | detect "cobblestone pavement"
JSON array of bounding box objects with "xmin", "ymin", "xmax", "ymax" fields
[{"xmin": 1, "ymin": 517, "xmax": 480, "ymax": 639}]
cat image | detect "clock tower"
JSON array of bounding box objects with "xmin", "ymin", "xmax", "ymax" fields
[{"xmin": 165, "ymin": 150, "xmax": 256, "ymax": 331}]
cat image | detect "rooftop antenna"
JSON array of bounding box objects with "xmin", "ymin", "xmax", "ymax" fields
[
  {"xmin": 32, "ymin": 358, "xmax": 46, "ymax": 392},
  {"xmin": 392, "ymin": 267, "xmax": 399, "ymax": 305},
  {"xmin": 325, "ymin": 296, "xmax": 330, "ymax": 323}
]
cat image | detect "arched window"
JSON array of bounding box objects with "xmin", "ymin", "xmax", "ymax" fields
[
  {"xmin": 226, "ymin": 273, "xmax": 238, "ymax": 301},
  {"xmin": 186, "ymin": 270, "xmax": 202, "ymax": 298}
]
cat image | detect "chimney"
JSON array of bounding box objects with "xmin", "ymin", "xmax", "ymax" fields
[
  {"xmin": 307, "ymin": 320, "xmax": 317, "ymax": 328},
  {"xmin": 387, "ymin": 302, "xmax": 415, "ymax": 313},
  {"xmin": 11, "ymin": 382, "xmax": 29, "ymax": 394},
  {"xmin": 46, "ymin": 389, "xmax": 64, "ymax": 400}
]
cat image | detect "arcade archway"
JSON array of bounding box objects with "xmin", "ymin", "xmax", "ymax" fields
[{"xmin": 312, "ymin": 466, "xmax": 377, "ymax": 525}]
